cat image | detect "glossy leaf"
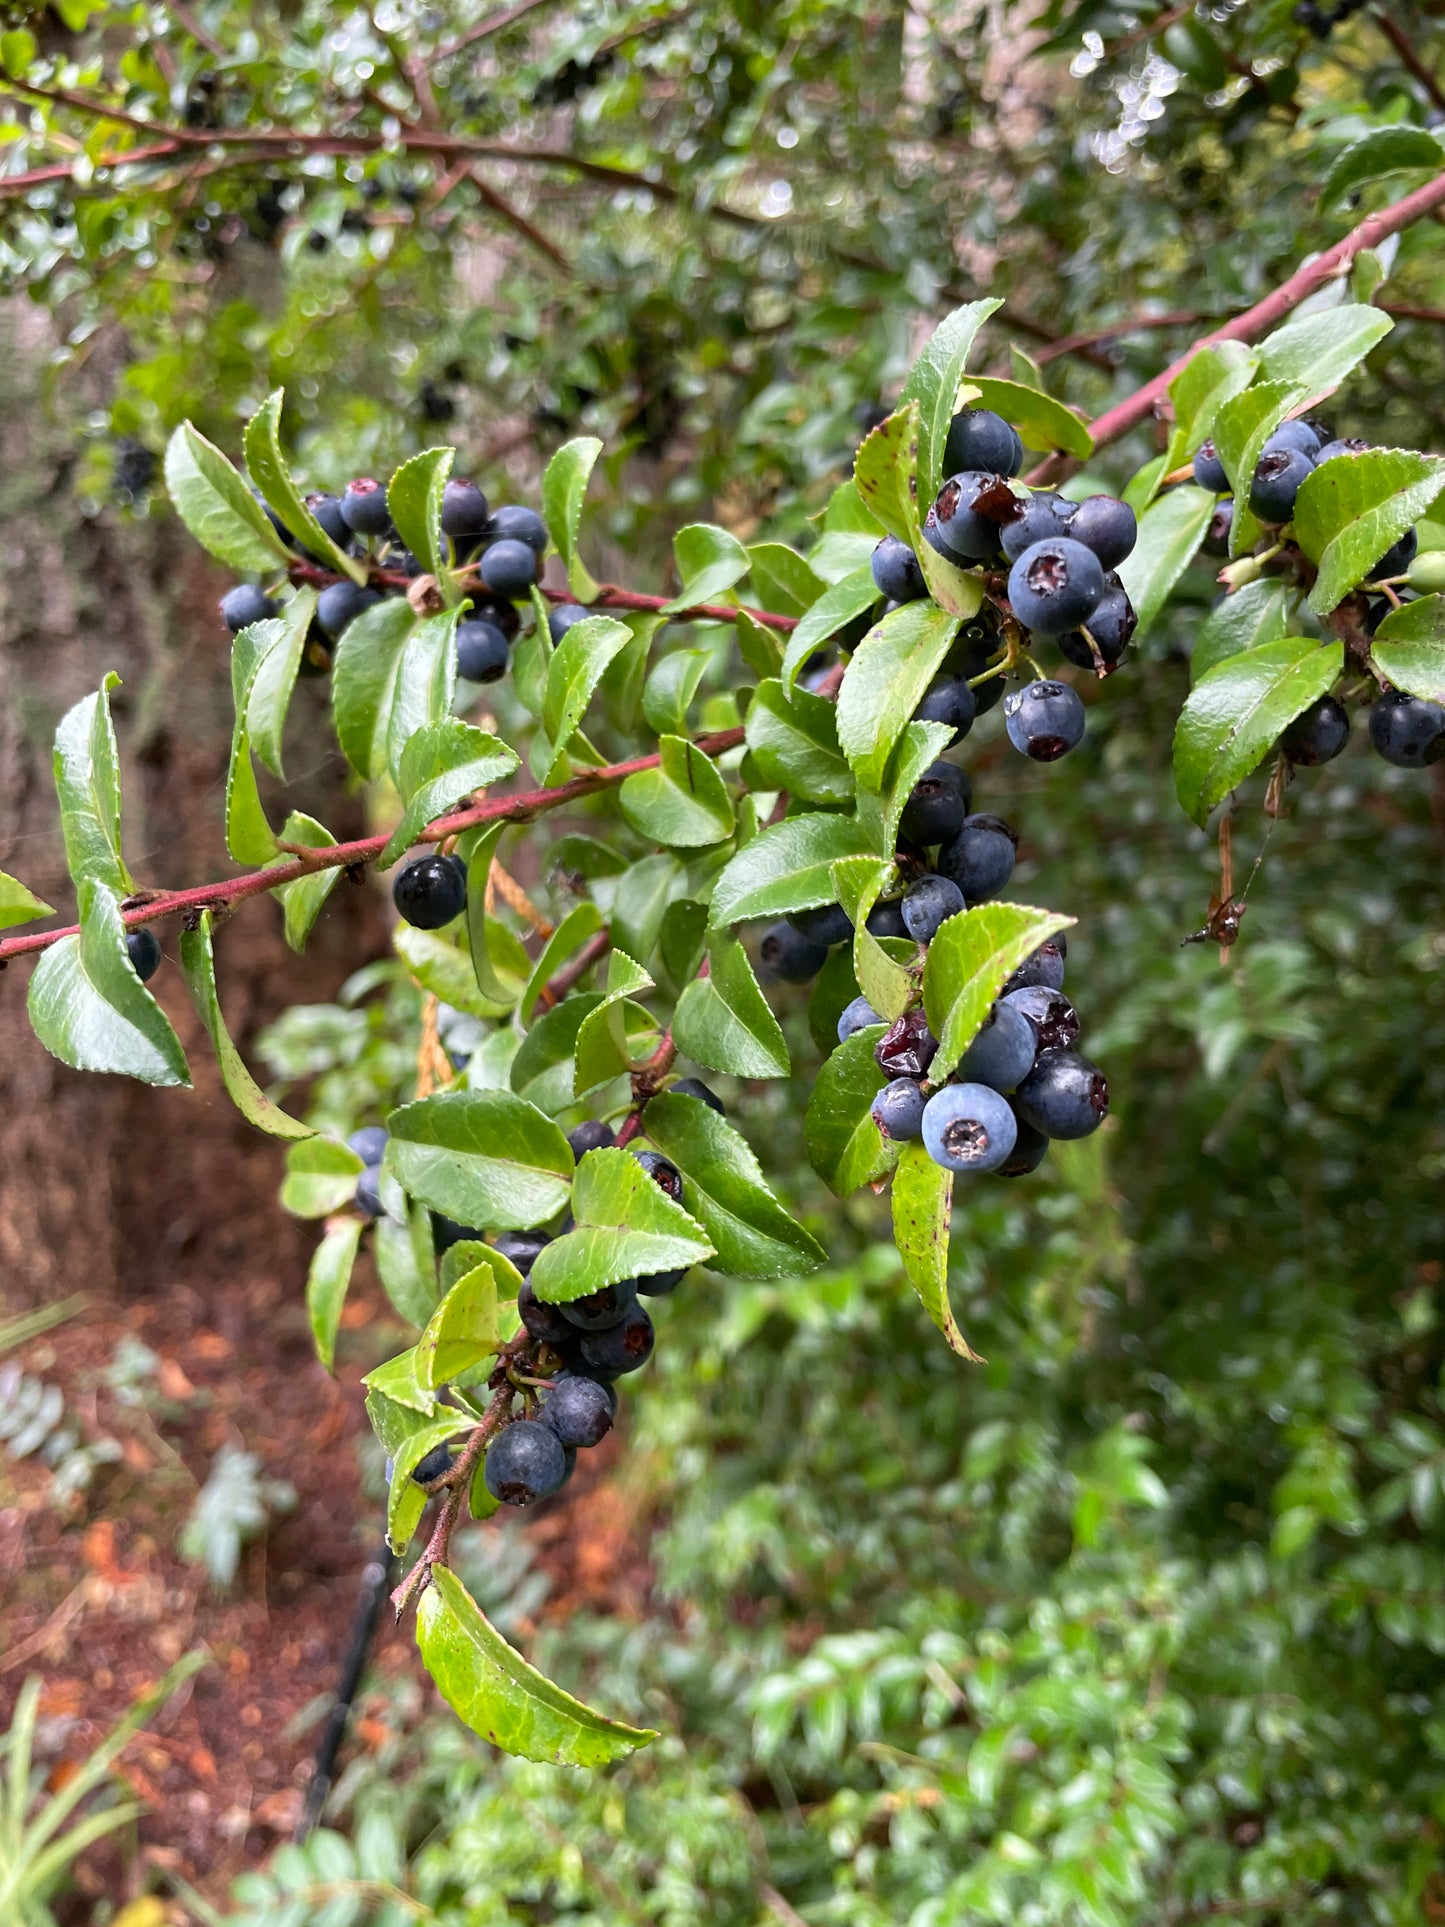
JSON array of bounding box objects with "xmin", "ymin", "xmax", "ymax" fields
[
  {"xmin": 225, "ymin": 632, "xmax": 277, "ymax": 866},
  {"xmin": 417, "ymin": 1567, "xmax": 657, "ymax": 1766},
  {"xmin": 641, "ymin": 1093, "xmax": 826, "ymax": 1279},
  {"xmin": 709, "ymin": 811, "xmax": 874, "ymax": 926},
  {"xmin": 1174, "ymin": 636, "xmax": 1344, "ymax": 826},
  {"xmin": 665, "ymin": 522, "xmax": 750, "ymax": 611},
  {"xmin": 779, "ymin": 566, "xmax": 879, "ymax": 693},
  {"xmin": 964, "ymin": 376, "xmax": 1093, "ymax": 457},
  {"xmin": 852, "ymin": 406, "xmax": 916, "ymax": 546},
  {"xmin": 747, "ymin": 543, "xmax": 826, "ymax": 615},
  {"xmin": 519, "ymin": 901, "xmax": 605, "ymax": 1023},
  {"xmin": 1370, "ymin": 595, "xmax": 1445, "ymax": 701},
  {"xmin": 242, "ymin": 588, "xmax": 316, "ymax": 779},
  {"xmin": 898, "ymin": 297, "xmax": 1002, "ymax": 494},
  {"xmin": 541, "ymin": 435, "xmax": 602, "ymax": 599},
  {"xmin": 1211, "ymin": 379, "xmax": 1311, "ymax": 500},
  {"xmin": 805, "ymin": 1027, "xmax": 895, "ymax": 1197},
  {"xmin": 417, "ymin": 1259, "xmax": 506, "ymax": 1387},
  {"xmin": 857, "ymin": 720, "xmax": 955, "ymax": 861},
  {"xmin": 270, "ymin": 811, "xmax": 340, "ymax": 952},
  {"xmin": 306, "ymin": 1218, "xmax": 363, "ymax": 1372},
  {"xmin": 923, "ymin": 901, "xmax": 1076, "ymax": 1079},
  {"xmin": 389, "ymin": 1417, "xmax": 470, "ymax": 1552},
  {"xmin": 1258, "ymin": 302, "xmax": 1394, "ymax": 392},
  {"xmin": 735, "ymin": 606, "xmax": 784, "ymax": 680},
  {"xmin": 1166, "ymin": 340, "xmax": 1260, "ymax": 461},
  {"xmin": 163, "ymin": 419, "xmax": 290, "ymax": 573},
  {"xmin": 573, "ymin": 950, "xmax": 656, "ymax": 1095},
  {"xmin": 672, "ymin": 930, "xmax": 791, "ymax": 1079},
  {"xmin": 28, "ymin": 879, "xmax": 190, "ymax": 1088},
  {"xmin": 510, "ymin": 993, "xmax": 604, "ymax": 1112},
  {"xmin": 379, "ymin": 720, "xmax": 518, "ymax": 867},
  {"xmin": 619, "ymin": 735, "xmax": 735, "ymax": 847},
  {"xmin": 385, "ymin": 608, "xmax": 460, "ymax": 782},
  {"xmin": 464, "ymin": 822, "xmax": 516, "ymax": 1006},
  {"xmin": 1191, "ymin": 579, "xmax": 1299, "ymax": 682},
  {"xmin": 331, "ymin": 597, "xmax": 418, "ymax": 781},
  {"xmin": 743, "ymin": 679, "xmax": 854, "ymax": 805},
  {"xmin": 892, "ymin": 1140, "xmax": 980, "ymax": 1362},
  {"xmin": 1293, "ymin": 448, "xmax": 1445, "ymax": 614},
  {"xmin": 836, "ymin": 602, "xmax": 959, "ymax": 792},
  {"xmin": 179, "ymin": 911, "xmax": 313, "ymax": 1138},
  {"xmin": 833, "ymin": 852, "xmax": 911, "ymax": 1021},
  {"xmin": 388, "ymin": 445, "xmax": 453, "ymax": 579},
  {"xmin": 541, "ymin": 613, "xmax": 632, "ymax": 754},
  {"xmin": 529, "ymin": 1147, "xmax": 713, "ymax": 1303},
  {"xmin": 374, "ymin": 1200, "xmax": 441, "ymax": 1327},
  {"xmin": 0, "ymin": 870, "xmax": 53, "ymax": 930},
  {"xmin": 395, "ymin": 923, "xmax": 509, "ymax": 1019},
  {"xmin": 281, "ymin": 1137, "xmax": 364, "ymax": 1218},
  {"xmin": 1115, "ymin": 485, "xmax": 1218, "ymax": 640},
  {"xmin": 385, "ymin": 1090, "xmax": 574, "ymax": 1231},
  {"xmin": 641, "ymin": 648, "xmax": 709, "ymax": 738},
  {"xmin": 54, "ymin": 673, "xmax": 130, "ymax": 894},
  {"xmin": 243, "ymin": 389, "xmax": 366, "ymax": 582}
]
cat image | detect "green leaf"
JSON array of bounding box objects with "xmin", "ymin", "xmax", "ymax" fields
[
  {"xmin": 510, "ymin": 994, "xmax": 604, "ymax": 1112},
  {"xmin": 417, "ymin": 1567, "xmax": 657, "ymax": 1765},
  {"xmin": 747, "ymin": 543, "xmax": 826, "ymax": 616},
  {"xmin": 1123, "ymin": 452, "xmax": 1170, "ymax": 516},
  {"xmin": 519, "ymin": 901, "xmax": 605, "ymax": 1023},
  {"xmin": 811, "ymin": 481, "xmax": 883, "ymax": 582},
  {"xmin": 805, "ymin": 1027, "xmax": 895, "ymax": 1196},
  {"xmin": 225, "ymin": 640, "xmax": 277, "ymax": 867},
  {"xmin": 541, "ymin": 436, "xmax": 602, "ymax": 600},
  {"xmin": 1321, "ymin": 127, "xmax": 1445, "ymax": 210},
  {"xmin": 307, "ymin": 1219, "xmax": 363, "ymax": 1372},
  {"xmin": 1211, "ymin": 379, "xmax": 1312, "ymax": 501},
  {"xmin": 963, "ymin": 377, "xmax": 1093, "ymax": 457},
  {"xmin": 858, "ymin": 720, "xmax": 955, "ymax": 862},
  {"xmin": 852, "ymin": 407, "xmax": 916, "ymax": 546},
  {"xmin": 923, "ymin": 901, "xmax": 1076, "ymax": 1079},
  {"xmin": 542, "ymin": 614, "xmax": 634, "ymax": 754},
  {"xmin": 395, "ymin": 923, "xmax": 509, "ymax": 1019},
  {"xmin": 672, "ymin": 930, "xmax": 791, "ymax": 1079},
  {"xmin": 270, "ymin": 811, "xmax": 340, "ymax": 952},
  {"xmin": 735, "ymin": 606, "xmax": 784, "ymax": 680},
  {"xmin": 665, "ymin": 523, "xmax": 750, "ymax": 611},
  {"xmin": 915, "ymin": 535, "xmax": 985, "ymax": 622},
  {"xmin": 1166, "ymin": 340, "xmax": 1260, "ymax": 461},
  {"xmin": 417, "ymin": 1260, "xmax": 506, "ymax": 1386},
  {"xmin": 1258, "ymin": 303, "xmax": 1394, "ymax": 391},
  {"xmin": 389, "ymin": 1418, "xmax": 470, "ymax": 1552},
  {"xmin": 709, "ymin": 811, "xmax": 875, "ymax": 926},
  {"xmin": 529, "ymin": 1147, "xmax": 714, "ymax": 1303},
  {"xmin": 1369, "ymin": 595, "xmax": 1445, "ymax": 701},
  {"xmin": 386, "ymin": 609, "xmax": 461, "ymax": 783},
  {"xmin": 54, "ymin": 674, "xmax": 130, "ymax": 894},
  {"xmin": 573, "ymin": 950, "xmax": 657, "ymax": 1095},
  {"xmin": 642, "ymin": 648, "xmax": 709, "ymax": 738},
  {"xmin": 836, "ymin": 602, "xmax": 960, "ymax": 792},
  {"xmin": 0, "ymin": 869, "xmax": 54, "ymax": 930},
  {"xmin": 331, "ymin": 598, "xmax": 417, "ymax": 780},
  {"xmin": 163, "ymin": 420, "xmax": 291, "ymax": 573},
  {"xmin": 1192, "ymin": 580, "xmax": 1299, "ymax": 682},
  {"xmin": 374, "ymin": 1200, "xmax": 441, "ymax": 1326},
  {"xmin": 832, "ymin": 853, "xmax": 910, "ymax": 1020},
  {"xmin": 620, "ymin": 736, "xmax": 736, "ymax": 847},
  {"xmin": 780, "ymin": 566, "xmax": 879, "ymax": 693},
  {"xmin": 600, "ymin": 610, "xmax": 661, "ymax": 733},
  {"xmin": 179, "ymin": 912, "xmax": 313, "ymax": 1139},
  {"xmin": 641, "ymin": 1093, "xmax": 826, "ymax": 1279},
  {"xmin": 1115, "ymin": 485, "xmax": 1218, "ymax": 640},
  {"xmin": 380, "ymin": 720, "xmax": 519, "ymax": 868},
  {"xmin": 743, "ymin": 679, "xmax": 853, "ymax": 805},
  {"xmin": 1174, "ymin": 636, "xmax": 1344, "ymax": 826},
  {"xmin": 388, "ymin": 445, "xmax": 453, "ymax": 580},
  {"xmin": 899, "ymin": 298, "xmax": 1003, "ymax": 494},
  {"xmin": 363, "ymin": 1349, "xmax": 437, "ymax": 1448},
  {"xmin": 892, "ymin": 1140, "xmax": 980, "ymax": 1362},
  {"xmin": 386, "ymin": 1091, "xmax": 574, "ymax": 1231},
  {"xmin": 281, "ymin": 1137, "xmax": 364, "ymax": 1218},
  {"xmin": 28, "ymin": 879, "xmax": 190, "ymax": 1088},
  {"xmin": 242, "ymin": 588, "xmax": 316, "ymax": 779},
  {"xmin": 1293, "ymin": 448, "xmax": 1445, "ymax": 614},
  {"xmin": 658, "ymin": 898, "xmax": 708, "ymax": 996},
  {"xmin": 0, "ymin": 28, "xmax": 37, "ymax": 76},
  {"xmin": 243, "ymin": 390, "xmax": 366, "ymax": 582},
  {"xmin": 464, "ymin": 822, "xmax": 515, "ymax": 1006},
  {"xmin": 612, "ymin": 852, "xmax": 685, "ymax": 969}
]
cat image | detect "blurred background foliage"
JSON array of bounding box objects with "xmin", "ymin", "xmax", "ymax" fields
[{"xmin": 4, "ymin": 0, "xmax": 1445, "ymax": 1919}]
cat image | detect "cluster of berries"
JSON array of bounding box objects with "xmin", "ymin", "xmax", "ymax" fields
[
  {"xmin": 355, "ymin": 1091, "xmax": 721, "ymax": 1508},
  {"xmin": 218, "ymin": 477, "xmax": 547, "ymax": 685},
  {"xmin": 867, "ymin": 407, "xmax": 1143, "ymax": 765},
  {"xmin": 1193, "ymin": 425, "xmax": 1445, "ymax": 772}
]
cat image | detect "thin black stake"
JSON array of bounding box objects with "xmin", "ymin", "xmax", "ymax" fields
[{"xmin": 296, "ymin": 1542, "xmax": 395, "ymax": 1842}]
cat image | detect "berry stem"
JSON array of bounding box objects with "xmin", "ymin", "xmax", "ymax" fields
[{"xmin": 389, "ymin": 1369, "xmax": 521, "ymax": 1619}]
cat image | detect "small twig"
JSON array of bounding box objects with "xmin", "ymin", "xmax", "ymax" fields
[
  {"xmin": 390, "ymin": 1386, "xmax": 514, "ymax": 1618},
  {"xmin": 1372, "ymin": 8, "xmax": 1445, "ymax": 117},
  {"xmin": 163, "ymin": 0, "xmax": 227, "ymax": 59},
  {"xmin": 534, "ymin": 924, "xmax": 611, "ymax": 1011},
  {"xmin": 432, "ymin": 0, "xmax": 557, "ymax": 63},
  {"xmin": 761, "ymin": 1886, "xmax": 812, "ymax": 1927},
  {"xmin": 1218, "ymin": 812, "xmax": 1234, "ymax": 969}
]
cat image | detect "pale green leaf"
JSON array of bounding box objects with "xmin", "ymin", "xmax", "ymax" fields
[
  {"xmin": 835, "ymin": 602, "xmax": 960, "ymax": 791},
  {"xmin": 709, "ymin": 811, "xmax": 875, "ymax": 925},
  {"xmin": 528, "ymin": 1146, "xmax": 714, "ymax": 1303},
  {"xmin": 164, "ymin": 420, "xmax": 290, "ymax": 572},
  {"xmin": 53, "ymin": 673, "xmax": 130, "ymax": 894},
  {"xmin": 806, "ymin": 1027, "xmax": 895, "ymax": 1197},
  {"xmin": 1370, "ymin": 595, "xmax": 1445, "ymax": 701},
  {"xmin": 28, "ymin": 878, "xmax": 189, "ymax": 1088},
  {"xmin": 541, "ymin": 436, "xmax": 602, "ymax": 600},
  {"xmin": 307, "ymin": 1218, "xmax": 363, "ymax": 1372},
  {"xmin": 243, "ymin": 389, "xmax": 366, "ymax": 581},
  {"xmin": 665, "ymin": 523, "xmax": 750, "ymax": 611},
  {"xmin": 620, "ymin": 736, "xmax": 736, "ymax": 847},
  {"xmin": 672, "ymin": 929, "xmax": 791, "ymax": 1079},
  {"xmin": 923, "ymin": 901, "xmax": 1076, "ymax": 1079},
  {"xmin": 386, "ymin": 1090, "xmax": 575, "ymax": 1231},
  {"xmin": 179, "ymin": 911, "xmax": 313, "ymax": 1139},
  {"xmin": 1115, "ymin": 485, "xmax": 1217, "ymax": 640},
  {"xmin": 1174, "ymin": 636, "xmax": 1344, "ymax": 826},
  {"xmin": 388, "ymin": 445, "xmax": 454, "ymax": 579},
  {"xmin": 892, "ymin": 1140, "xmax": 980, "ymax": 1361}
]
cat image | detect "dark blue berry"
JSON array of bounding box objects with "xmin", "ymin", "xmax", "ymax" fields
[
  {"xmin": 634, "ymin": 1150, "xmax": 684, "ymax": 1203},
  {"xmin": 354, "ymin": 1166, "xmax": 384, "ymax": 1220},
  {"xmin": 484, "ymin": 1419, "xmax": 567, "ymax": 1506},
  {"xmin": 671, "ymin": 1077, "xmax": 724, "ymax": 1115},
  {"xmin": 865, "ymin": 898, "xmax": 910, "ymax": 940},
  {"xmin": 1004, "ymin": 680, "xmax": 1087, "ymax": 761},
  {"xmin": 871, "ymin": 1077, "xmax": 926, "ymax": 1141},
  {"xmin": 838, "ymin": 994, "xmax": 883, "ymax": 1044},
  {"xmin": 998, "ymin": 1114, "xmax": 1049, "ymax": 1177},
  {"xmin": 455, "ymin": 618, "xmax": 510, "ymax": 683},
  {"xmin": 957, "ymin": 999, "xmax": 1036, "ymax": 1092},
  {"xmin": 1008, "ymin": 539, "xmax": 1106, "ymax": 635},
  {"xmin": 480, "ymin": 538, "xmax": 539, "ymax": 600},
  {"xmin": 1001, "ymin": 985, "xmax": 1079, "ymax": 1054},
  {"xmin": 317, "ymin": 580, "xmax": 383, "ymax": 640},
  {"xmin": 1264, "ymin": 419, "xmax": 1320, "ymax": 460},
  {"xmin": 1002, "ymin": 936, "xmax": 1067, "ymax": 996},
  {"xmin": 518, "ymin": 1278, "xmax": 573, "ymax": 1344},
  {"xmin": 787, "ymin": 902, "xmax": 853, "ymax": 948},
  {"xmin": 347, "ymin": 1126, "xmax": 389, "ymax": 1167},
  {"xmin": 900, "ymin": 761, "xmax": 972, "ymax": 845},
  {"xmin": 1280, "ymin": 696, "xmax": 1349, "ymax": 766},
  {"xmin": 487, "ymin": 505, "xmax": 548, "ymax": 553},
  {"xmin": 471, "ymin": 593, "xmax": 521, "ymax": 641},
  {"xmin": 1203, "ymin": 501, "xmax": 1233, "ymax": 556},
  {"xmin": 567, "ymin": 1119, "xmax": 616, "ymax": 1160},
  {"xmin": 1192, "ymin": 441, "xmax": 1228, "ymax": 491},
  {"xmin": 1369, "ymin": 527, "xmax": 1417, "ymax": 581},
  {"xmin": 1068, "ymin": 495, "xmax": 1137, "ymax": 571},
  {"xmin": 126, "ymin": 928, "xmax": 162, "ymax": 983},
  {"xmin": 494, "ymin": 1230, "xmax": 551, "ymax": 1276},
  {"xmin": 1000, "ymin": 492, "xmax": 1076, "ymax": 562},
  {"xmin": 901, "ymin": 874, "xmax": 966, "ymax": 944},
  {"xmin": 871, "ymin": 535, "xmax": 928, "ymax": 603},
  {"xmin": 219, "ymin": 584, "xmax": 278, "ymax": 633},
  {"xmin": 1014, "ymin": 1048, "xmax": 1109, "ymax": 1140},
  {"xmin": 305, "ymin": 492, "xmax": 352, "ymax": 549},
  {"xmin": 432, "ymin": 1211, "xmax": 484, "ymax": 1253},
  {"xmin": 542, "ymin": 1374, "xmax": 614, "ymax": 1448},
  {"xmin": 1248, "ymin": 446, "xmax": 1313, "ymax": 524},
  {"xmin": 560, "ymin": 1278, "xmax": 637, "ymax": 1332},
  {"xmin": 393, "ymin": 853, "xmax": 467, "ymax": 929},
  {"xmin": 760, "ymin": 921, "xmax": 829, "ymax": 983},
  {"xmin": 340, "ymin": 477, "xmax": 394, "ymax": 537},
  {"xmin": 549, "ymin": 602, "xmax": 593, "ymax": 644},
  {"xmin": 1369, "ymin": 689, "xmax": 1445, "ymax": 768},
  {"xmin": 1315, "ymin": 438, "xmax": 1369, "ymax": 466},
  {"xmin": 579, "ymin": 1304, "xmax": 655, "ymax": 1377},
  {"xmin": 874, "ymin": 1009, "xmax": 938, "ymax": 1080},
  {"xmin": 937, "ymin": 814, "xmax": 1017, "ymax": 902},
  {"xmin": 942, "ymin": 408, "xmax": 1023, "ymax": 479},
  {"xmin": 635, "ymin": 1267, "xmax": 687, "ymax": 1296},
  {"xmin": 921, "ymin": 1082, "xmax": 1018, "ymax": 1175},
  {"xmin": 412, "ymin": 1442, "xmax": 454, "ymax": 1485},
  {"xmin": 441, "ymin": 477, "xmax": 490, "ymax": 538},
  {"xmin": 930, "ymin": 472, "xmax": 1008, "ymax": 563},
  {"xmin": 914, "ymin": 676, "xmax": 976, "ymax": 745}
]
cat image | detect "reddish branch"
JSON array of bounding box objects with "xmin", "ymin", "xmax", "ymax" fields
[
  {"xmin": 533, "ymin": 925, "xmax": 612, "ymax": 1011},
  {"xmin": 1372, "ymin": 11, "xmax": 1445, "ymax": 119},
  {"xmin": 0, "ymin": 727, "xmax": 744, "ymax": 964}
]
